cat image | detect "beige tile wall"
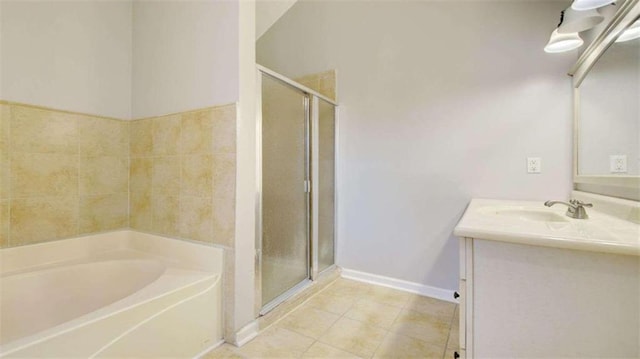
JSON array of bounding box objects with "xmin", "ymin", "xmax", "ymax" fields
[
  {"xmin": 0, "ymin": 102, "xmax": 129, "ymax": 247},
  {"xmin": 129, "ymin": 105, "xmax": 237, "ymax": 246},
  {"xmin": 1, "ymin": 104, "xmax": 10, "ymax": 247},
  {"xmin": 0, "ymin": 101, "xmax": 237, "ymax": 249},
  {"xmin": 294, "ymin": 70, "xmax": 337, "ymax": 101}
]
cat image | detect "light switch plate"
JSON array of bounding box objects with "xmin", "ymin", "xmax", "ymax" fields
[
  {"xmin": 527, "ymin": 157, "xmax": 541, "ymax": 174},
  {"xmin": 610, "ymin": 155, "xmax": 627, "ymax": 173}
]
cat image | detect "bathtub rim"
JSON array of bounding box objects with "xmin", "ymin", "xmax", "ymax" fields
[{"xmin": 0, "ymin": 230, "xmax": 224, "ymax": 276}]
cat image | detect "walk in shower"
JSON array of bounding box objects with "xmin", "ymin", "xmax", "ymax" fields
[{"xmin": 256, "ymin": 65, "xmax": 337, "ymax": 315}]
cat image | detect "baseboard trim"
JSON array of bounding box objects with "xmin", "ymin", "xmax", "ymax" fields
[
  {"xmin": 233, "ymin": 320, "xmax": 259, "ymax": 347},
  {"xmin": 341, "ymin": 268, "xmax": 457, "ymax": 303}
]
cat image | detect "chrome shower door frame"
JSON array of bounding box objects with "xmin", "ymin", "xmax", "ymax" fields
[
  {"xmin": 311, "ymin": 96, "xmax": 339, "ymax": 279},
  {"xmin": 255, "ymin": 65, "xmax": 338, "ymax": 317}
]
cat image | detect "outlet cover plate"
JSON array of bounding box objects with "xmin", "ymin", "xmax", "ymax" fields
[
  {"xmin": 610, "ymin": 155, "xmax": 627, "ymax": 173},
  {"xmin": 527, "ymin": 157, "xmax": 541, "ymax": 174}
]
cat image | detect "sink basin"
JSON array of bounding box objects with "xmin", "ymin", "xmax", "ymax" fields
[
  {"xmin": 479, "ymin": 207, "xmax": 568, "ymax": 223},
  {"xmin": 455, "ymin": 199, "xmax": 640, "ymax": 257}
]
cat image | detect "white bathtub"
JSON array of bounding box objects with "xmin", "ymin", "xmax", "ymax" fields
[{"xmin": 0, "ymin": 231, "xmax": 223, "ymax": 358}]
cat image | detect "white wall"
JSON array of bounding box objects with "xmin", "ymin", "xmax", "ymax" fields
[
  {"xmin": 132, "ymin": 0, "xmax": 239, "ymax": 119},
  {"xmin": 256, "ymin": 0, "xmax": 297, "ymax": 40},
  {"xmin": 257, "ymin": 1, "xmax": 575, "ymax": 291},
  {"xmin": 1, "ymin": 0, "xmax": 241, "ymax": 120},
  {"xmin": 0, "ymin": 1, "xmax": 132, "ymax": 119}
]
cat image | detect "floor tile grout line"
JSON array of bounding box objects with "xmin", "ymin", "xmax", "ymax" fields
[
  {"xmin": 312, "ymin": 287, "xmax": 374, "ymax": 359},
  {"xmin": 369, "ymin": 327, "xmax": 392, "ymax": 359},
  {"xmin": 312, "ymin": 293, "xmax": 353, "ymax": 356},
  {"xmin": 257, "ymin": 276, "xmax": 342, "ymax": 335},
  {"xmin": 279, "ymin": 305, "xmax": 342, "ymax": 344},
  {"xmin": 440, "ymin": 304, "xmax": 458, "ymax": 359},
  {"xmin": 321, "ymin": 281, "xmax": 427, "ymax": 357},
  {"xmin": 298, "ymin": 336, "xmax": 318, "ymax": 359},
  {"xmin": 325, "ymin": 283, "xmax": 393, "ymax": 358},
  {"xmin": 306, "ymin": 294, "xmax": 358, "ymax": 317},
  {"xmin": 368, "ymin": 287, "xmax": 456, "ymax": 357},
  {"xmin": 298, "ymin": 337, "xmax": 318, "ymax": 358}
]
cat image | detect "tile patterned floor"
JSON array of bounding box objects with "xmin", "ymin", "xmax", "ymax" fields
[{"xmin": 204, "ymin": 278, "xmax": 460, "ymax": 359}]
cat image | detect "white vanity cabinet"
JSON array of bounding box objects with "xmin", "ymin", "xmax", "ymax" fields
[{"xmin": 456, "ymin": 237, "xmax": 639, "ymax": 359}]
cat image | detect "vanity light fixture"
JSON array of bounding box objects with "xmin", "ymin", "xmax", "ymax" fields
[
  {"xmin": 557, "ymin": 8, "xmax": 604, "ymax": 34},
  {"xmin": 615, "ymin": 19, "xmax": 640, "ymax": 42},
  {"xmin": 571, "ymin": 0, "xmax": 616, "ymax": 11},
  {"xmin": 545, "ymin": 11, "xmax": 584, "ymax": 53},
  {"xmin": 545, "ymin": 29, "xmax": 584, "ymax": 52}
]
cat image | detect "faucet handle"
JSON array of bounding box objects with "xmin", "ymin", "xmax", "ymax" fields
[{"xmin": 570, "ymin": 199, "xmax": 593, "ymax": 208}]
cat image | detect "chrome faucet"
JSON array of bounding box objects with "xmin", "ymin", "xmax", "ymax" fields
[{"xmin": 544, "ymin": 199, "xmax": 593, "ymax": 219}]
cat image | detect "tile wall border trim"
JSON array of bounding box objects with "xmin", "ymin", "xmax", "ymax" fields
[
  {"xmin": 0, "ymin": 100, "xmax": 124, "ymax": 121},
  {"xmin": 0, "ymin": 99, "xmax": 238, "ymax": 123},
  {"xmin": 131, "ymin": 102, "xmax": 238, "ymax": 122}
]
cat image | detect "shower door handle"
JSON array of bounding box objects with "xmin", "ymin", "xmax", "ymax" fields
[{"xmin": 304, "ymin": 180, "xmax": 311, "ymax": 193}]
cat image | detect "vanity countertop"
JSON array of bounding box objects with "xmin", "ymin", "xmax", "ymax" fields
[{"xmin": 454, "ymin": 198, "xmax": 640, "ymax": 256}]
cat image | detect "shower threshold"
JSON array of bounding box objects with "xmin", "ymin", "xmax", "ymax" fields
[{"xmin": 259, "ymin": 279, "xmax": 312, "ymax": 316}]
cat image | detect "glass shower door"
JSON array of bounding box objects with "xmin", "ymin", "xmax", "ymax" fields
[
  {"xmin": 260, "ymin": 74, "xmax": 310, "ymax": 309},
  {"xmin": 317, "ymin": 99, "xmax": 336, "ymax": 272}
]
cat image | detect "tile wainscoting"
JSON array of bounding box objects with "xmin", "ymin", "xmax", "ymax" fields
[
  {"xmin": 0, "ymin": 101, "xmax": 237, "ymax": 249},
  {"xmin": 128, "ymin": 105, "xmax": 237, "ymax": 247},
  {"xmin": 0, "ymin": 102, "xmax": 129, "ymax": 247}
]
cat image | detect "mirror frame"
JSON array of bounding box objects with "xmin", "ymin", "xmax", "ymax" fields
[{"xmin": 569, "ymin": 0, "xmax": 640, "ymax": 190}]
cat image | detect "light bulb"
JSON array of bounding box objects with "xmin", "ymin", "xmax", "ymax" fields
[
  {"xmin": 616, "ymin": 20, "xmax": 640, "ymax": 43},
  {"xmin": 571, "ymin": 0, "xmax": 616, "ymax": 11},
  {"xmin": 557, "ymin": 8, "xmax": 604, "ymax": 34}
]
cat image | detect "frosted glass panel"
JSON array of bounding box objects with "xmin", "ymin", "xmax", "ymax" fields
[
  {"xmin": 261, "ymin": 75, "xmax": 309, "ymax": 306},
  {"xmin": 318, "ymin": 100, "xmax": 335, "ymax": 272}
]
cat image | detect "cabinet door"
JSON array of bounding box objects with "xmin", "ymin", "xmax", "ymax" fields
[
  {"xmin": 459, "ymin": 279, "xmax": 466, "ymax": 350},
  {"xmin": 472, "ymin": 239, "xmax": 638, "ymax": 358},
  {"xmin": 459, "ymin": 237, "xmax": 473, "ymax": 357}
]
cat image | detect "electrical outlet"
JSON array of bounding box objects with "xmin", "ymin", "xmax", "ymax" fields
[
  {"xmin": 610, "ymin": 155, "xmax": 627, "ymax": 173},
  {"xmin": 527, "ymin": 157, "xmax": 541, "ymax": 174}
]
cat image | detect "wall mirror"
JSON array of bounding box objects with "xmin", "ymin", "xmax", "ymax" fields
[{"xmin": 571, "ymin": 0, "xmax": 640, "ymax": 200}]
